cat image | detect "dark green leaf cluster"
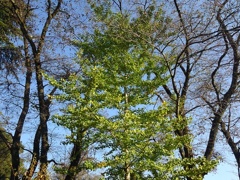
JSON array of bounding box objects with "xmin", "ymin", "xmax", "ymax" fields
[{"xmin": 0, "ymin": 0, "xmax": 22, "ymax": 73}]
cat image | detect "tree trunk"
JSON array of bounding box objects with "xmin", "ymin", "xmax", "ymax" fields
[
  {"xmin": 23, "ymin": 125, "xmax": 41, "ymax": 180},
  {"xmin": 124, "ymin": 165, "xmax": 131, "ymax": 180},
  {"xmin": 11, "ymin": 37, "xmax": 32, "ymax": 180},
  {"xmin": 65, "ymin": 131, "xmax": 85, "ymax": 180}
]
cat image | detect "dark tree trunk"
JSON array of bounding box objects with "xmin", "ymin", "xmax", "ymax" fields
[
  {"xmin": 22, "ymin": 125, "xmax": 41, "ymax": 180},
  {"xmin": 10, "ymin": 38, "xmax": 32, "ymax": 180},
  {"xmin": 65, "ymin": 133, "xmax": 84, "ymax": 180}
]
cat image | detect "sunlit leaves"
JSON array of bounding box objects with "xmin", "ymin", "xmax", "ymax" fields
[{"xmin": 48, "ymin": 1, "xmax": 218, "ymax": 179}]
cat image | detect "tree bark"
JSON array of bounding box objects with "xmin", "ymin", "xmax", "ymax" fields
[
  {"xmin": 65, "ymin": 133, "xmax": 84, "ymax": 180},
  {"xmin": 22, "ymin": 125, "xmax": 41, "ymax": 180},
  {"xmin": 10, "ymin": 37, "xmax": 32, "ymax": 180},
  {"xmin": 124, "ymin": 164, "xmax": 131, "ymax": 180}
]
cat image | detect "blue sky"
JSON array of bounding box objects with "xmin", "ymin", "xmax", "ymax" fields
[{"xmin": 205, "ymin": 162, "xmax": 238, "ymax": 180}]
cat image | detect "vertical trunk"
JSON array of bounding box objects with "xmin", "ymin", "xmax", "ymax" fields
[
  {"xmin": 167, "ymin": 3, "xmax": 194, "ymax": 179},
  {"xmin": 204, "ymin": 113, "xmax": 222, "ymax": 159},
  {"xmin": 11, "ymin": 38, "xmax": 32, "ymax": 180},
  {"xmin": 34, "ymin": 55, "xmax": 50, "ymax": 178},
  {"xmin": 164, "ymin": 88, "xmax": 194, "ymax": 179},
  {"xmin": 31, "ymin": 2, "xmax": 62, "ymax": 176},
  {"xmin": 124, "ymin": 164, "xmax": 131, "ymax": 180},
  {"xmin": 38, "ymin": 112, "xmax": 50, "ymax": 179},
  {"xmin": 65, "ymin": 132, "xmax": 84, "ymax": 180},
  {"xmin": 22, "ymin": 125, "xmax": 41, "ymax": 180}
]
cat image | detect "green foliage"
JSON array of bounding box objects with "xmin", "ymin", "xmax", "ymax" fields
[
  {"xmin": 0, "ymin": 112, "xmax": 26, "ymax": 179},
  {"xmin": 0, "ymin": 126, "xmax": 26, "ymax": 179},
  {"xmin": 0, "ymin": 0, "xmax": 22, "ymax": 72},
  {"xmin": 48, "ymin": 2, "xmax": 218, "ymax": 179},
  {"xmin": 0, "ymin": 127, "xmax": 11, "ymax": 179}
]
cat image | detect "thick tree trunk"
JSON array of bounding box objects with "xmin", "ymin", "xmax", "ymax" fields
[
  {"xmin": 34, "ymin": 54, "xmax": 50, "ymax": 179},
  {"xmin": 65, "ymin": 132, "xmax": 85, "ymax": 180},
  {"xmin": 124, "ymin": 165, "xmax": 131, "ymax": 180}
]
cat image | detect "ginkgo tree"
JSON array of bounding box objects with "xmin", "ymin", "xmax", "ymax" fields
[{"xmin": 48, "ymin": 2, "xmax": 217, "ymax": 180}]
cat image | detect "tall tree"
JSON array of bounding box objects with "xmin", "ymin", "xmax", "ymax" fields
[
  {"xmin": 0, "ymin": 0, "xmax": 65, "ymax": 179},
  {"xmin": 85, "ymin": 0, "xmax": 240, "ymax": 179},
  {"xmin": 9, "ymin": 0, "xmax": 63, "ymax": 178},
  {"xmin": 49, "ymin": 1, "xmax": 217, "ymax": 179},
  {"xmin": 153, "ymin": 0, "xmax": 240, "ymax": 179}
]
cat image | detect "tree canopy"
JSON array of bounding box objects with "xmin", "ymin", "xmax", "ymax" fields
[{"xmin": 49, "ymin": 3, "xmax": 217, "ymax": 179}]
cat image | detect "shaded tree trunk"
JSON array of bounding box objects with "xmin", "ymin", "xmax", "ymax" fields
[
  {"xmin": 11, "ymin": 37, "xmax": 32, "ymax": 180},
  {"xmin": 124, "ymin": 165, "xmax": 130, "ymax": 180},
  {"xmin": 22, "ymin": 125, "xmax": 41, "ymax": 180},
  {"xmin": 65, "ymin": 131, "xmax": 85, "ymax": 180}
]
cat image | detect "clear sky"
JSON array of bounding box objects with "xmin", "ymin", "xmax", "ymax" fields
[{"xmin": 205, "ymin": 162, "xmax": 238, "ymax": 180}]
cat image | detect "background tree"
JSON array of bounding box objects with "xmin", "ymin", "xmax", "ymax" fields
[
  {"xmin": 5, "ymin": 1, "xmax": 63, "ymax": 178},
  {"xmin": 154, "ymin": 0, "xmax": 240, "ymax": 179},
  {"xmin": 0, "ymin": 0, "xmax": 79, "ymax": 179}
]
